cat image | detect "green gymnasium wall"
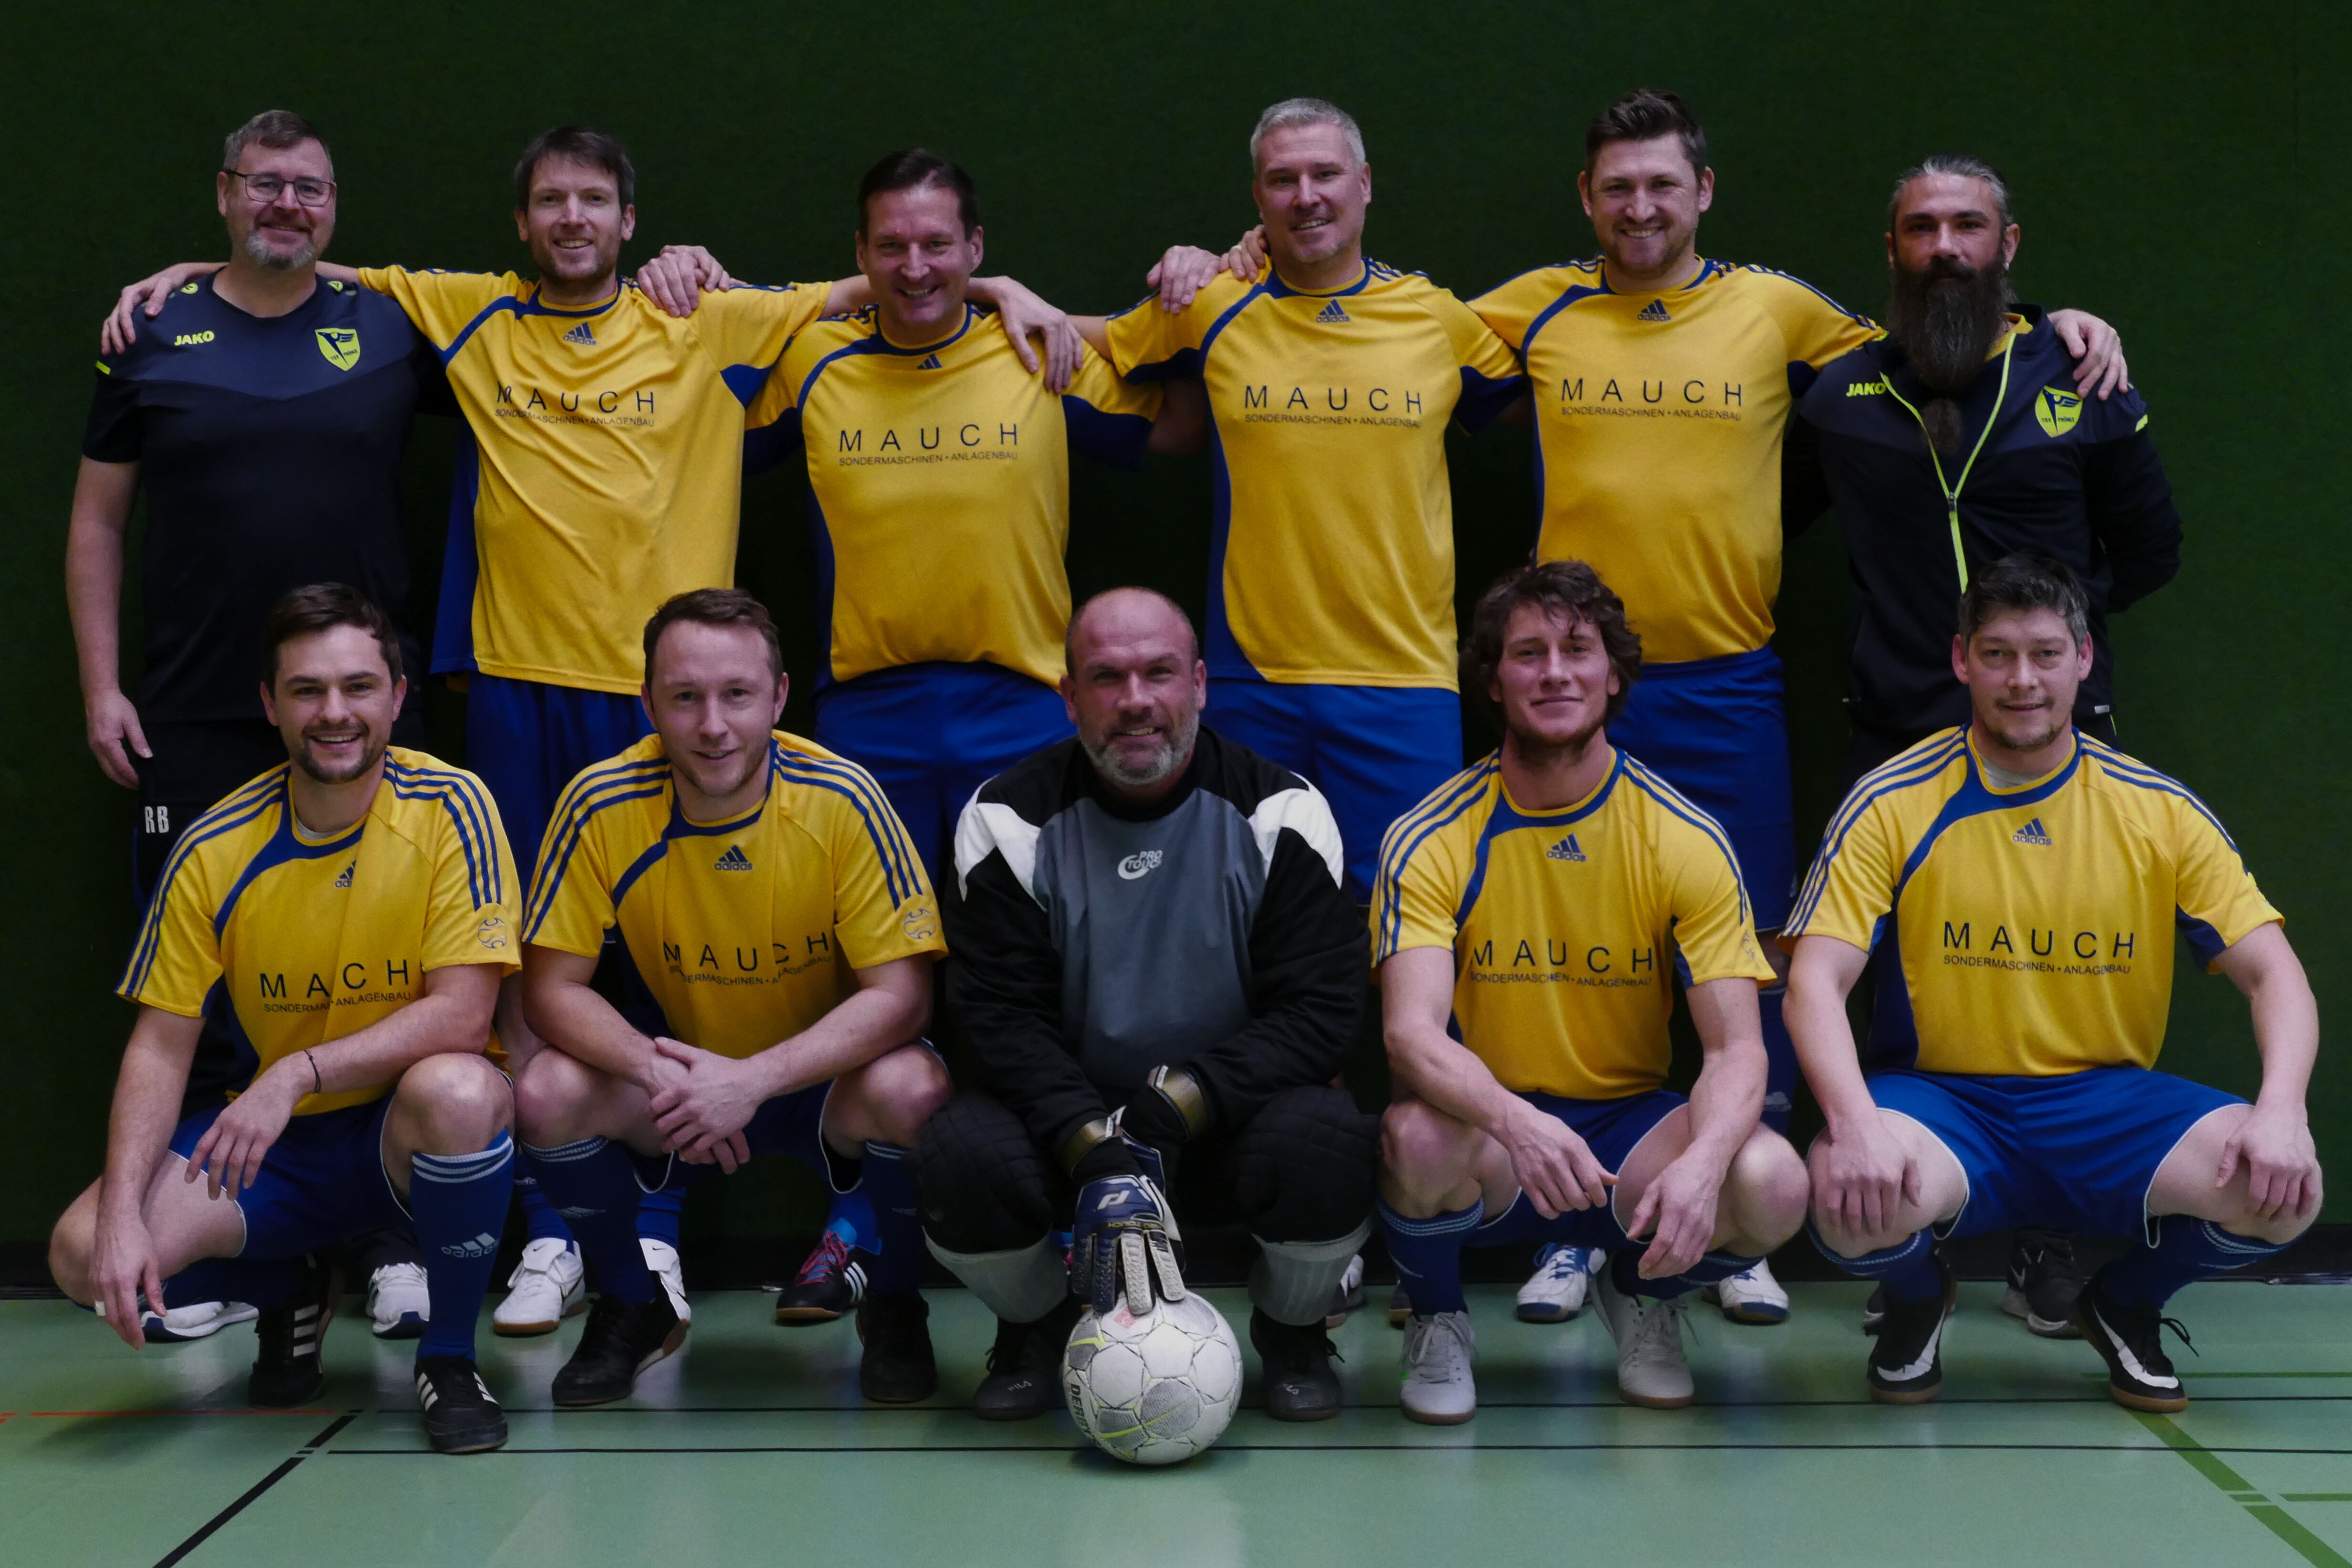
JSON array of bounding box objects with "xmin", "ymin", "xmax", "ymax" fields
[{"xmin": 2, "ymin": 0, "xmax": 2345, "ymax": 1251}]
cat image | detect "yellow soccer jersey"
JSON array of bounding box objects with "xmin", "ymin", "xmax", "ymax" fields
[
  {"xmin": 744, "ymin": 304, "xmax": 1163, "ymax": 688},
  {"xmin": 1104, "ymin": 262, "xmax": 1526, "ymax": 689},
  {"xmin": 1785, "ymin": 730, "xmax": 2281, "ymax": 1077},
  {"xmin": 1371, "ymin": 747, "xmax": 1774, "ymax": 1099},
  {"xmin": 522, "ymin": 731, "xmax": 945, "ymax": 1060},
  {"xmin": 358, "ymin": 268, "xmax": 830, "ymax": 694},
  {"xmin": 119, "ymin": 750, "xmax": 521, "ymax": 1115},
  {"xmin": 1471, "ymin": 259, "xmax": 1877, "ymax": 664}
]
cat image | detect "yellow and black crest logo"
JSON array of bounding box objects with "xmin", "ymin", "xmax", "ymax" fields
[
  {"xmin": 2034, "ymin": 386, "xmax": 2081, "ymax": 438},
  {"xmin": 316, "ymin": 326, "xmax": 361, "ymax": 372}
]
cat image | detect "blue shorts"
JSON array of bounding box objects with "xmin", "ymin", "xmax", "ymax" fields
[
  {"xmin": 1869, "ymin": 1066, "xmax": 2243, "ymax": 1245},
  {"xmin": 168, "ymin": 1097, "xmax": 410, "ymax": 1261},
  {"xmin": 1471, "ymin": 1089, "xmax": 1686, "ymax": 1252},
  {"xmin": 1208, "ymin": 677, "xmax": 1462, "ymax": 902},
  {"xmin": 1611, "ymin": 646, "xmax": 1794, "ymax": 929},
  {"xmin": 466, "ymin": 674, "xmax": 652, "ymax": 886},
  {"xmin": 636, "ymin": 1081, "xmax": 856, "ymax": 1199},
  {"xmin": 815, "ymin": 661, "xmax": 1071, "ymax": 888}
]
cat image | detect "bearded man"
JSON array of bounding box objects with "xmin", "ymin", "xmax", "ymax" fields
[
  {"xmin": 1786, "ymin": 155, "xmax": 2186, "ymax": 1339},
  {"xmin": 1790, "ymin": 155, "xmax": 2183, "ymax": 794}
]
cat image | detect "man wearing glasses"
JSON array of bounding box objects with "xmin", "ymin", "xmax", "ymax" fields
[{"xmin": 70, "ymin": 109, "xmax": 456, "ymax": 1344}]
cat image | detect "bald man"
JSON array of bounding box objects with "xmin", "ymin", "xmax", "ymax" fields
[{"xmin": 917, "ymin": 587, "xmax": 1376, "ymax": 1422}]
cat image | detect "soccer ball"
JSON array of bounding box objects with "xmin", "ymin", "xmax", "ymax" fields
[{"xmin": 1062, "ymin": 1292, "xmax": 1243, "ymax": 1465}]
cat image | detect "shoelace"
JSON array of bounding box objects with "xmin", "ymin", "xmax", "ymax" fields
[
  {"xmin": 1533, "ymin": 1244, "xmax": 1590, "ymax": 1281},
  {"xmin": 795, "ymin": 1230, "xmax": 851, "ymax": 1285},
  {"xmin": 1626, "ymin": 1293, "xmax": 1692, "ymax": 1361},
  {"xmin": 1405, "ymin": 1314, "xmax": 1475, "ymax": 1378},
  {"xmin": 377, "ymin": 1262, "xmax": 428, "ymax": 1292}
]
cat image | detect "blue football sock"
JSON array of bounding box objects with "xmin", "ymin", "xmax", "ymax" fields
[
  {"xmin": 516, "ymin": 1171, "xmax": 572, "ymax": 1245},
  {"xmin": 1378, "ymin": 1195, "xmax": 1483, "ymax": 1315},
  {"xmin": 636, "ymin": 1172, "xmax": 686, "ymax": 1249},
  {"xmin": 410, "ymin": 1131, "xmax": 514, "ymax": 1361},
  {"xmin": 858, "ymin": 1142, "xmax": 924, "ymax": 1295},
  {"xmin": 2098, "ymin": 1216, "xmax": 2294, "ymax": 1310},
  {"xmin": 821, "ymin": 1186, "xmax": 877, "ymax": 1253},
  {"xmin": 1810, "ymin": 1221, "xmax": 1942, "ymax": 1303},
  {"xmin": 523, "ymin": 1136, "xmax": 657, "ymax": 1303},
  {"xmin": 161, "ymin": 1255, "xmax": 304, "ymax": 1313},
  {"xmin": 1614, "ymin": 1245, "xmax": 1765, "ymax": 1303},
  {"xmin": 1757, "ymin": 984, "xmax": 1796, "ymax": 1136}
]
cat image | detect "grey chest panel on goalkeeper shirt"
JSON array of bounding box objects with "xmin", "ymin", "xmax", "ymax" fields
[{"xmin": 1029, "ymin": 792, "xmax": 1266, "ymax": 1096}]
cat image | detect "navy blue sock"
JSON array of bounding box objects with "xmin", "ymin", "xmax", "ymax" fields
[
  {"xmin": 160, "ymin": 1255, "xmax": 304, "ymax": 1313},
  {"xmin": 822, "ymin": 1186, "xmax": 877, "ymax": 1253},
  {"xmin": 636, "ymin": 1173, "xmax": 686, "ymax": 1249},
  {"xmin": 1378, "ymin": 1195, "xmax": 1483, "ymax": 1315},
  {"xmin": 1615, "ymin": 1246, "xmax": 1765, "ymax": 1303},
  {"xmin": 517, "ymin": 1171, "xmax": 571, "ymax": 1245},
  {"xmin": 2099, "ymin": 1216, "xmax": 2294, "ymax": 1310},
  {"xmin": 1757, "ymin": 985, "xmax": 1796, "ymax": 1136},
  {"xmin": 1810, "ymin": 1222, "xmax": 1942, "ymax": 1303},
  {"xmin": 411, "ymin": 1131, "xmax": 515, "ymax": 1361},
  {"xmin": 523, "ymin": 1136, "xmax": 657, "ymax": 1303},
  {"xmin": 859, "ymin": 1142, "xmax": 924, "ymax": 1295}
]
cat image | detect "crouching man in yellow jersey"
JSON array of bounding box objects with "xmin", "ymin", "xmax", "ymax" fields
[
  {"xmin": 49, "ymin": 585, "xmax": 525, "ymax": 1454},
  {"xmin": 1370, "ymin": 562, "xmax": 1808, "ymax": 1420},
  {"xmin": 1785, "ymin": 553, "xmax": 2320, "ymax": 1410},
  {"xmin": 512, "ymin": 591, "xmax": 950, "ymax": 1409}
]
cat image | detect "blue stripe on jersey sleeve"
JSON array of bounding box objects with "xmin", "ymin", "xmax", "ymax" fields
[
  {"xmin": 772, "ymin": 751, "xmax": 923, "ymax": 907},
  {"xmin": 1518, "ymin": 270, "xmax": 1611, "ymax": 366},
  {"xmin": 1787, "ymin": 734, "xmax": 1967, "ymax": 930},
  {"xmin": 523, "ymin": 760, "xmax": 672, "ymax": 937},
  {"xmin": 121, "ymin": 775, "xmax": 289, "ymax": 996},
  {"xmin": 388, "ymin": 761, "xmax": 504, "ymax": 908},
  {"xmin": 2082, "ymin": 739, "xmax": 2243, "ymax": 853},
  {"xmin": 721, "ymin": 361, "xmax": 774, "ymax": 408},
  {"xmin": 1374, "ymin": 757, "xmax": 1499, "ymax": 957},
  {"xmin": 1455, "ymin": 366, "xmax": 1528, "ymax": 433},
  {"xmin": 1062, "ymin": 395, "xmax": 1153, "ymax": 469},
  {"xmin": 744, "ymin": 407, "xmax": 803, "ymax": 475},
  {"xmin": 608, "ymin": 839, "xmax": 672, "ymax": 914},
  {"xmin": 1621, "ymin": 757, "xmax": 1754, "ymax": 927},
  {"xmin": 2176, "ymin": 907, "xmax": 2230, "ymax": 968}
]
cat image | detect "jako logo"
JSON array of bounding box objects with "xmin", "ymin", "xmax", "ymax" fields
[
  {"xmin": 1118, "ymin": 850, "xmax": 1163, "ymax": 881},
  {"xmin": 174, "ymin": 331, "xmax": 216, "ymax": 347}
]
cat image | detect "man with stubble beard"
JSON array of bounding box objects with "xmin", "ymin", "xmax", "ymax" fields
[
  {"xmin": 1788, "ymin": 156, "xmax": 2185, "ymax": 1339},
  {"xmin": 1791, "ymin": 155, "xmax": 2182, "ymax": 794}
]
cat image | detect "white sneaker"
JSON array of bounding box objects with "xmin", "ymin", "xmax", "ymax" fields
[
  {"xmin": 1399, "ymin": 1309, "xmax": 1478, "ymax": 1424},
  {"xmin": 141, "ymin": 1299, "xmax": 259, "ymax": 1343},
  {"xmin": 642, "ymin": 1238, "xmax": 692, "ymax": 1325},
  {"xmin": 1595, "ymin": 1268, "xmax": 1694, "ymax": 1408},
  {"xmin": 1515, "ymin": 1243, "xmax": 1603, "ymax": 1323},
  {"xmin": 1703, "ymin": 1257, "xmax": 1791, "ymax": 1325},
  {"xmin": 493, "ymin": 1238, "xmax": 586, "ymax": 1337},
  {"xmin": 368, "ymin": 1262, "xmax": 431, "ymax": 1339}
]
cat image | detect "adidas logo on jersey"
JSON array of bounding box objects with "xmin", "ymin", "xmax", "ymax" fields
[
  {"xmin": 916, "ymin": 353, "xmax": 942, "ymax": 369},
  {"xmin": 1636, "ymin": 299, "xmax": 1671, "ymax": 323},
  {"xmin": 332, "ymin": 862, "xmax": 355, "ymax": 888},
  {"xmin": 715, "ymin": 845, "xmax": 753, "ymax": 871},
  {"xmin": 440, "ymin": 1232, "xmax": 500, "ymax": 1260},
  {"xmin": 1546, "ymin": 834, "xmax": 1587, "ymax": 862},
  {"xmin": 1314, "ymin": 299, "xmax": 1351, "ymax": 324},
  {"xmin": 561, "ymin": 321, "xmax": 597, "ymax": 347},
  {"xmin": 2012, "ymin": 818, "xmax": 2053, "ymax": 847}
]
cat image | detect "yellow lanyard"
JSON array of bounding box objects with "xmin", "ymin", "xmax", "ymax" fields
[{"xmin": 1875, "ymin": 330, "xmax": 2017, "ymax": 592}]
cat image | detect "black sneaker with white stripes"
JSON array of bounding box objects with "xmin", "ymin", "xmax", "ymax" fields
[
  {"xmin": 552, "ymin": 1292, "xmax": 686, "ymax": 1407},
  {"xmin": 415, "ymin": 1356, "xmax": 508, "ymax": 1453},
  {"xmin": 249, "ymin": 1255, "xmax": 335, "ymax": 1407},
  {"xmin": 1866, "ymin": 1256, "xmax": 1957, "ymax": 1404},
  {"xmin": 773, "ymin": 1230, "xmax": 869, "ymax": 1326},
  {"xmin": 2003, "ymin": 1228, "xmax": 2088, "ymax": 1339},
  {"xmin": 2071, "ymin": 1280, "xmax": 2192, "ymax": 1412}
]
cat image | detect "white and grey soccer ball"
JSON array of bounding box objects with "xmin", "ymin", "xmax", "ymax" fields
[{"xmin": 1062, "ymin": 1291, "xmax": 1243, "ymax": 1465}]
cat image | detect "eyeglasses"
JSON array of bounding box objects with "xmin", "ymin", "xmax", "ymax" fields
[{"xmin": 221, "ymin": 169, "xmax": 336, "ymax": 207}]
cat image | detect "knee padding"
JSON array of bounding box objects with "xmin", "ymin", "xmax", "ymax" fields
[
  {"xmin": 1228, "ymin": 1085, "xmax": 1378, "ymax": 1243},
  {"xmin": 914, "ymin": 1092, "xmax": 1058, "ymax": 1253}
]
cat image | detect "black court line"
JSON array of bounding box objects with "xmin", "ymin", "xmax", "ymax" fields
[
  {"xmin": 152, "ymin": 1412, "xmax": 355, "ymax": 1568},
  {"xmin": 328, "ymin": 1440, "xmax": 2352, "ymax": 1456},
  {"xmin": 476, "ymin": 1391, "xmax": 2352, "ymax": 1413}
]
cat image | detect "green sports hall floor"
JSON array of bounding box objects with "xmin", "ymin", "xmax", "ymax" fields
[{"xmin": 5, "ymin": 1281, "xmax": 2349, "ymax": 1568}]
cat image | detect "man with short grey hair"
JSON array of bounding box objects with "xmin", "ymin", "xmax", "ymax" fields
[{"xmin": 918, "ymin": 587, "xmax": 1376, "ymax": 1423}]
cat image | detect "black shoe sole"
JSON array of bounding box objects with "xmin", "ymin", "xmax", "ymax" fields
[
  {"xmin": 774, "ymin": 1302, "xmax": 850, "ymax": 1326},
  {"xmin": 1264, "ymin": 1394, "xmax": 1342, "ymax": 1422},
  {"xmin": 859, "ymin": 1364, "xmax": 939, "ymax": 1404},
  {"xmin": 974, "ymin": 1385, "xmax": 1059, "ymax": 1421},
  {"xmin": 423, "ymin": 1414, "xmax": 510, "ymax": 1454}
]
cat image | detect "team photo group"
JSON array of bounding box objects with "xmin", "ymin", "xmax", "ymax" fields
[{"xmin": 50, "ymin": 84, "xmax": 2322, "ymax": 1462}]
